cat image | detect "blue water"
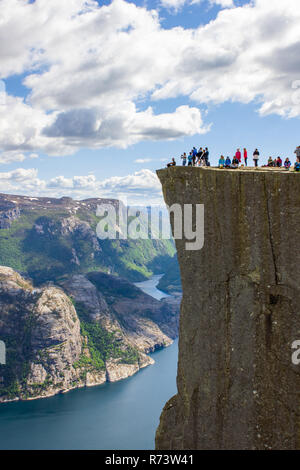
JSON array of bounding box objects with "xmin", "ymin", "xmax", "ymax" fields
[
  {"xmin": 0, "ymin": 277, "xmax": 178, "ymax": 450},
  {"xmin": 134, "ymin": 274, "xmax": 170, "ymax": 301}
]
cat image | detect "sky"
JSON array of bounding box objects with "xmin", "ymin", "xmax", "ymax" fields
[{"xmin": 0, "ymin": 0, "xmax": 299, "ymax": 204}]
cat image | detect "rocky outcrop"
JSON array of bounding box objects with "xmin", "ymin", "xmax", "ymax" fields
[
  {"xmin": 0, "ymin": 267, "xmax": 85, "ymax": 401},
  {"xmin": 0, "ymin": 199, "xmax": 20, "ymax": 229},
  {"xmin": 0, "ymin": 267, "xmax": 179, "ymax": 403},
  {"xmin": 86, "ymin": 271, "xmax": 179, "ymax": 352},
  {"xmin": 157, "ymin": 255, "xmax": 182, "ymax": 294},
  {"xmin": 156, "ymin": 167, "xmax": 300, "ymax": 450}
]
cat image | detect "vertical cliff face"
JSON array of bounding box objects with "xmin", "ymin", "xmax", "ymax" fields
[{"xmin": 156, "ymin": 167, "xmax": 300, "ymax": 450}]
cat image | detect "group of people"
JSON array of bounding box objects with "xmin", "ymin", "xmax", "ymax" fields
[
  {"xmin": 166, "ymin": 146, "xmax": 300, "ymax": 171},
  {"xmin": 218, "ymin": 146, "xmax": 300, "ymax": 171},
  {"xmin": 218, "ymin": 148, "xmax": 258, "ymax": 168},
  {"xmin": 265, "ymin": 156, "xmax": 291, "ymax": 169},
  {"xmin": 167, "ymin": 147, "xmax": 210, "ymax": 168}
]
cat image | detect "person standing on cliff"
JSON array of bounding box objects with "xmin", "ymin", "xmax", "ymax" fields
[
  {"xmin": 294, "ymin": 146, "xmax": 300, "ymax": 160},
  {"xmin": 235, "ymin": 149, "xmax": 241, "ymax": 163},
  {"xmin": 181, "ymin": 153, "xmax": 187, "ymax": 166},
  {"xmin": 204, "ymin": 147, "xmax": 209, "ymax": 166},
  {"xmin": 253, "ymin": 148, "xmax": 260, "ymax": 167},
  {"xmin": 192, "ymin": 147, "xmax": 197, "ymax": 166},
  {"xmin": 243, "ymin": 148, "xmax": 248, "ymax": 166},
  {"xmin": 197, "ymin": 147, "xmax": 203, "ymax": 163}
]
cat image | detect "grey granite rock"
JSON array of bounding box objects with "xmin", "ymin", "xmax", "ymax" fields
[{"xmin": 156, "ymin": 167, "xmax": 300, "ymax": 450}]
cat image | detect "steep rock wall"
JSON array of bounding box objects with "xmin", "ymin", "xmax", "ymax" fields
[
  {"xmin": 156, "ymin": 167, "xmax": 300, "ymax": 450},
  {"xmin": 0, "ymin": 267, "xmax": 179, "ymax": 403}
]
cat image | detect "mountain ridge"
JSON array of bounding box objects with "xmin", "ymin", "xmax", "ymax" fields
[
  {"xmin": 0, "ymin": 192, "xmax": 176, "ymax": 283},
  {"xmin": 0, "ymin": 266, "xmax": 179, "ymax": 403}
]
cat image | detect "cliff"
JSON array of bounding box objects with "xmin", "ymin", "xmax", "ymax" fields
[
  {"xmin": 156, "ymin": 167, "xmax": 300, "ymax": 450},
  {"xmin": 0, "ymin": 267, "xmax": 179, "ymax": 403},
  {"xmin": 157, "ymin": 254, "xmax": 182, "ymax": 295}
]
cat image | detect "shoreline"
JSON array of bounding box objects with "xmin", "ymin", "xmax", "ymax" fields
[{"xmin": 1, "ymin": 274, "xmax": 178, "ymax": 405}]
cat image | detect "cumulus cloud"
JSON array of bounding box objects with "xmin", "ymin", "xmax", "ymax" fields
[
  {"xmin": 0, "ymin": 0, "xmax": 299, "ymax": 159},
  {"xmin": 0, "ymin": 168, "xmax": 46, "ymax": 192},
  {"xmin": 0, "ymin": 168, "xmax": 164, "ymax": 205},
  {"xmin": 0, "ymin": 151, "xmax": 39, "ymax": 164},
  {"xmin": 135, "ymin": 158, "xmax": 153, "ymax": 163},
  {"xmin": 160, "ymin": 0, "xmax": 234, "ymax": 12},
  {"xmin": 42, "ymin": 104, "xmax": 207, "ymax": 148}
]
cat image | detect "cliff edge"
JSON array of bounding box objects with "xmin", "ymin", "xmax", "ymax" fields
[{"xmin": 156, "ymin": 167, "xmax": 300, "ymax": 450}]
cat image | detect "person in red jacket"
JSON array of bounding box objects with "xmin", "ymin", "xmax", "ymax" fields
[
  {"xmin": 235, "ymin": 149, "xmax": 241, "ymax": 163},
  {"xmin": 243, "ymin": 148, "xmax": 248, "ymax": 166}
]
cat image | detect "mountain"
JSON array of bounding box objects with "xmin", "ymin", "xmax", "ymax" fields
[
  {"xmin": 0, "ymin": 193, "xmax": 175, "ymax": 284},
  {"xmin": 0, "ymin": 192, "xmax": 180, "ymax": 403},
  {"xmin": 157, "ymin": 254, "xmax": 182, "ymax": 294},
  {"xmin": 0, "ymin": 267, "xmax": 179, "ymax": 403}
]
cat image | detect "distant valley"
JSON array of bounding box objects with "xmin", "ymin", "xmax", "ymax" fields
[{"xmin": 0, "ymin": 193, "xmax": 181, "ymax": 403}]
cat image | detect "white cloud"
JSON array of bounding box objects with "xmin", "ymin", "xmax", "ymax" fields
[
  {"xmin": 135, "ymin": 158, "xmax": 153, "ymax": 163},
  {"xmin": 0, "ymin": 168, "xmax": 164, "ymax": 205},
  {"xmin": 0, "ymin": 168, "xmax": 46, "ymax": 192},
  {"xmin": 160, "ymin": 0, "xmax": 234, "ymax": 12},
  {"xmin": 0, "ymin": 151, "xmax": 26, "ymax": 164},
  {"xmin": 0, "ymin": 0, "xmax": 299, "ymax": 159},
  {"xmin": 97, "ymin": 169, "xmax": 163, "ymax": 204},
  {"xmin": 208, "ymin": 0, "xmax": 234, "ymax": 7}
]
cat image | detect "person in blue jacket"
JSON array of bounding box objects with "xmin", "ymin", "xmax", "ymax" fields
[
  {"xmin": 225, "ymin": 157, "xmax": 231, "ymax": 168},
  {"xmin": 218, "ymin": 156, "xmax": 225, "ymax": 168},
  {"xmin": 294, "ymin": 159, "xmax": 300, "ymax": 172}
]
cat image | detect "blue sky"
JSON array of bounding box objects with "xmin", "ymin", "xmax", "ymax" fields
[{"xmin": 0, "ymin": 0, "xmax": 299, "ymax": 204}]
